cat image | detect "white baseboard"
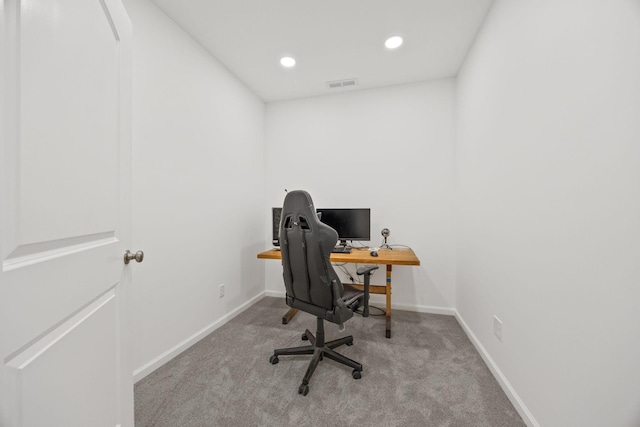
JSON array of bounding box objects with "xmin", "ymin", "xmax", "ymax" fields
[
  {"xmin": 133, "ymin": 291, "xmax": 266, "ymax": 383},
  {"xmin": 454, "ymin": 310, "xmax": 539, "ymax": 427},
  {"xmin": 264, "ymin": 290, "xmax": 455, "ymax": 316},
  {"xmin": 379, "ymin": 298, "xmax": 455, "ymax": 316},
  {"xmin": 264, "ymin": 290, "xmax": 285, "ymax": 298}
]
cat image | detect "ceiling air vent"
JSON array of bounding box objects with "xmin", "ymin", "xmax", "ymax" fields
[{"xmin": 326, "ymin": 78, "xmax": 358, "ymax": 89}]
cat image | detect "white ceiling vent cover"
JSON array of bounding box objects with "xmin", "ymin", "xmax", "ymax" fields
[{"xmin": 326, "ymin": 78, "xmax": 358, "ymax": 89}]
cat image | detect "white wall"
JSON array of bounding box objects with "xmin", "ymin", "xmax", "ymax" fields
[
  {"xmin": 265, "ymin": 81, "xmax": 456, "ymax": 313},
  {"xmin": 123, "ymin": 0, "xmax": 266, "ymax": 377},
  {"xmin": 456, "ymin": 1, "xmax": 640, "ymax": 426}
]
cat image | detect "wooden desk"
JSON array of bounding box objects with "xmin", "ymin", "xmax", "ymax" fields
[{"xmin": 257, "ymin": 247, "xmax": 420, "ymax": 338}]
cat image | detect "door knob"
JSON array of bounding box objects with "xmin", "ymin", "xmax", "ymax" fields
[{"xmin": 124, "ymin": 250, "xmax": 144, "ymax": 264}]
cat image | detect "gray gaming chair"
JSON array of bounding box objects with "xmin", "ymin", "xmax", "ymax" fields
[{"xmin": 269, "ymin": 190, "xmax": 377, "ymax": 396}]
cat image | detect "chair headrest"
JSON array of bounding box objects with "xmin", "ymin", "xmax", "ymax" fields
[{"xmin": 282, "ymin": 190, "xmax": 320, "ymax": 229}]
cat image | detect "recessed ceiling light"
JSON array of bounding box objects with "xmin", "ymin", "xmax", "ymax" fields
[
  {"xmin": 280, "ymin": 56, "xmax": 296, "ymax": 67},
  {"xmin": 385, "ymin": 36, "xmax": 403, "ymax": 49}
]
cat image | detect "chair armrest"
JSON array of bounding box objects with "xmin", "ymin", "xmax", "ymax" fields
[
  {"xmin": 356, "ymin": 265, "xmax": 378, "ymax": 317},
  {"xmin": 331, "ymin": 279, "xmax": 351, "ymax": 329},
  {"xmin": 356, "ymin": 265, "xmax": 379, "ymax": 276}
]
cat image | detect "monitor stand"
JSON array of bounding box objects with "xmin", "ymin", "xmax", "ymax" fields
[{"xmin": 332, "ymin": 241, "xmax": 352, "ymax": 254}]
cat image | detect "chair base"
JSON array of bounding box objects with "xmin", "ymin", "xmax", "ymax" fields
[{"xmin": 270, "ymin": 317, "xmax": 362, "ymax": 396}]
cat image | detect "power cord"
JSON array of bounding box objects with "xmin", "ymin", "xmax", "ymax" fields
[
  {"xmin": 335, "ymin": 262, "xmax": 375, "ymax": 285},
  {"xmin": 355, "ymin": 305, "xmax": 385, "ymax": 317},
  {"xmin": 387, "ymin": 243, "xmax": 411, "ymax": 249}
]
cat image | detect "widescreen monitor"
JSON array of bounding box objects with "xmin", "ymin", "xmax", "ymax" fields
[{"xmin": 315, "ymin": 208, "xmax": 370, "ymax": 245}]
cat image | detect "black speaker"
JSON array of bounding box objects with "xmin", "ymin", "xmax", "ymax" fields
[{"xmin": 272, "ymin": 207, "xmax": 282, "ymax": 246}]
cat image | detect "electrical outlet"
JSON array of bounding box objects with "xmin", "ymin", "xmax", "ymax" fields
[
  {"xmin": 493, "ymin": 315, "xmax": 503, "ymax": 341},
  {"xmin": 219, "ymin": 283, "xmax": 225, "ymax": 298}
]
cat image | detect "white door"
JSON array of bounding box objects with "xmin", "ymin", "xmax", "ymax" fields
[{"xmin": 0, "ymin": 0, "xmax": 134, "ymax": 426}]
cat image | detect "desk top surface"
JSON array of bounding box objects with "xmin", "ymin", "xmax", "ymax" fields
[{"xmin": 257, "ymin": 247, "xmax": 420, "ymax": 266}]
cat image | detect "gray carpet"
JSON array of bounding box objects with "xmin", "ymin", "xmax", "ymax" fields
[{"xmin": 135, "ymin": 297, "xmax": 525, "ymax": 427}]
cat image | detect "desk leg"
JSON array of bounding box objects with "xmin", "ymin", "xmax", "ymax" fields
[
  {"xmin": 282, "ymin": 308, "xmax": 298, "ymax": 324},
  {"xmin": 386, "ymin": 264, "xmax": 392, "ymax": 338}
]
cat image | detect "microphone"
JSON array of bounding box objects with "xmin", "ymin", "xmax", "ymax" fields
[{"xmin": 381, "ymin": 228, "xmax": 391, "ymax": 249}]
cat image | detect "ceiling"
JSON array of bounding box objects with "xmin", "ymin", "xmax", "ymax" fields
[{"xmin": 149, "ymin": 0, "xmax": 495, "ymax": 102}]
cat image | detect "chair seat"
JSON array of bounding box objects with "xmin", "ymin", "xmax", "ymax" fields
[{"xmin": 342, "ymin": 284, "xmax": 364, "ymax": 300}]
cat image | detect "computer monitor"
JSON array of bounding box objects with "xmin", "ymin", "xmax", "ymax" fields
[
  {"xmin": 273, "ymin": 207, "xmax": 370, "ymax": 247},
  {"xmin": 272, "ymin": 207, "xmax": 282, "ymax": 246},
  {"xmin": 316, "ymin": 208, "xmax": 371, "ymax": 246}
]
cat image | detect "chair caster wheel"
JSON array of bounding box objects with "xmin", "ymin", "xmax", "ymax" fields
[
  {"xmin": 301, "ymin": 333, "xmax": 308, "ymax": 341},
  {"xmin": 269, "ymin": 355, "xmax": 279, "ymax": 364},
  {"xmin": 346, "ymin": 341, "xmax": 353, "ymax": 346},
  {"xmin": 352, "ymin": 369, "xmax": 362, "ymax": 379},
  {"xmin": 298, "ymin": 384, "xmax": 309, "ymax": 396}
]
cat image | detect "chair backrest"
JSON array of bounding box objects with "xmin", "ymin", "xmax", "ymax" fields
[{"xmin": 279, "ymin": 190, "xmax": 351, "ymax": 324}]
